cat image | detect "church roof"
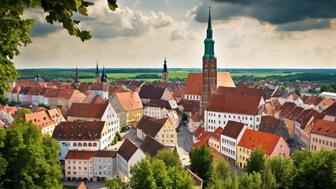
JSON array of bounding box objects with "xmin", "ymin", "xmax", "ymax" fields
[{"xmin": 184, "ymin": 72, "xmax": 235, "ymax": 96}]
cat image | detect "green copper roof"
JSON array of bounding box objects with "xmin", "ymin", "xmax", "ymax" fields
[{"xmin": 203, "ymin": 8, "xmax": 215, "ymax": 60}]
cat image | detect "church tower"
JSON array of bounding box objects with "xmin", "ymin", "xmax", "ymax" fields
[
  {"xmin": 162, "ymin": 57, "xmax": 168, "ymax": 82},
  {"xmin": 101, "ymin": 66, "xmax": 107, "ymax": 83},
  {"xmin": 74, "ymin": 67, "xmax": 80, "ymax": 85},
  {"xmin": 95, "ymin": 62, "xmax": 100, "ymax": 83},
  {"xmin": 201, "ymin": 7, "xmax": 217, "ymax": 114}
]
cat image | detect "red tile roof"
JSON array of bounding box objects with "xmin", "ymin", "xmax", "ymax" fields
[
  {"xmin": 65, "ymin": 150, "xmax": 94, "ymax": 160},
  {"xmin": 184, "ymin": 72, "xmax": 235, "ymax": 96},
  {"xmin": 52, "ymin": 121, "xmax": 105, "ymax": 141},
  {"xmin": 139, "ymin": 136, "xmax": 165, "ymax": 157},
  {"xmin": 323, "ymin": 103, "xmax": 336, "ymax": 117},
  {"xmin": 221, "ymin": 121, "xmax": 245, "ymax": 139},
  {"xmin": 94, "ymin": 150, "xmax": 117, "ymax": 158},
  {"xmin": 216, "ymin": 85, "xmax": 267, "ymax": 99},
  {"xmin": 211, "ymin": 127, "xmax": 224, "ymax": 141},
  {"xmin": 303, "ymin": 96, "xmax": 323, "ymax": 106},
  {"xmin": 279, "ymin": 102, "xmax": 297, "ymax": 118},
  {"xmin": 208, "ymin": 94, "xmax": 262, "ymax": 115},
  {"xmin": 238, "ymin": 129, "xmax": 281, "ymax": 155},
  {"xmin": 139, "ymin": 85, "xmax": 166, "ymax": 99},
  {"xmin": 178, "ymin": 100, "xmax": 200, "ymax": 113},
  {"xmin": 311, "ymin": 119, "xmax": 336, "ymax": 139},
  {"xmin": 25, "ymin": 111, "xmax": 54, "ymax": 129},
  {"xmin": 118, "ymin": 139, "xmax": 139, "ymax": 161},
  {"xmin": 137, "ymin": 116, "xmax": 168, "ymax": 137},
  {"xmin": 115, "ymin": 92, "xmax": 143, "ymax": 111},
  {"xmin": 67, "ymin": 102, "xmax": 109, "ymax": 119}
]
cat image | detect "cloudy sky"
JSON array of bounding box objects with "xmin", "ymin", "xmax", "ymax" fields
[{"xmin": 15, "ymin": 0, "xmax": 336, "ymax": 69}]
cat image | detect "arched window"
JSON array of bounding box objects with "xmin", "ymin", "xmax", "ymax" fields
[
  {"xmin": 73, "ymin": 143, "xmax": 77, "ymax": 146},
  {"xmin": 78, "ymin": 143, "xmax": 82, "ymax": 146}
]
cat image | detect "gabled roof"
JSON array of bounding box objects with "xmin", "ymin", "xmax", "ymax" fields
[
  {"xmin": 238, "ymin": 129, "xmax": 282, "ymax": 155},
  {"xmin": 52, "ymin": 121, "xmax": 105, "ymax": 141},
  {"xmin": 303, "ymin": 96, "xmax": 323, "ymax": 106},
  {"xmin": 47, "ymin": 108, "xmax": 64, "ymax": 122},
  {"xmin": 67, "ymin": 102, "xmax": 109, "ymax": 119},
  {"xmin": 221, "ymin": 121, "xmax": 245, "ymax": 139},
  {"xmin": 137, "ymin": 116, "xmax": 168, "ymax": 137},
  {"xmin": 139, "ymin": 85, "xmax": 166, "ymax": 99},
  {"xmin": 215, "ymin": 85, "xmax": 268, "ymax": 99},
  {"xmin": 286, "ymin": 106, "xmax": 304, "ymax": 120},
  {"xmin": 115, "ymin": 92, "xmax": 143, "ymax": 111},
  {"xmin": 65, "ymin": 150, "xmax": 94, "ymax": 160},
  {"xmin": 323, "ymin": 102, "xmax": 336, "ymax": 117},
  {"xmin": 278, "ymin": 102, "xmax": 297, "ymax": 118},
  {"xmin": 178, "ymin": 100, "xmax": 200, "ymax": 113},
  {"xmin": 211, "ymin": 127, "xmax": 224, "ymax": 141},
  {"xmin": 184, "ymin": 72, "xmax": 235, "ymax": 96},
  {"xmin": 295, "ymin": 109, "xmax": 324, "ymax": 129},
  {"xmin": 311, "ymin": 119, "xmax": 336, "ymax": 139},
  {"xmin": 208, "ymin": 94, "xmax": 262, "ymax": 115},
  {"xmin": 139, "ymin": 136, "xmax": 165, "ymax": 157},
  {"xmin": 258, "ymin": 116, "xmax": 281, "ymax": 134},
  {"xmin": 143, "ymin": 99, "xmax": 172, "ymax": 110},
  {"xmin": 118, "ymin": 139, "xmax": 139, "ymax": 161},
  {"xmin": 25, "ymin": 111, "xmax": 54, "ymax": 129}
]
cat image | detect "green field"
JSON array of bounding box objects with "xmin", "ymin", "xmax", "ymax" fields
[{"xmin": 17, "ymin": 68, "xmax": 336, "ymax": 83}]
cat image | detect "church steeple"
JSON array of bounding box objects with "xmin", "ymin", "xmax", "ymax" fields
[
  {"xmin": 162, "ymin": 57, "xmax": 168, "ymax": 82},
  {"xmin": 74, "ymin": 66, "xmax": 79, "ymax": 84},
  {"xmin": 95, "ymin": 62, "xmax": 99, "ymax": 75},
  {"xmin": 163, "ymin": 57, "xmax": 168, "ymax": 73},
  {"xmin": 101, "ymin": 66, "xmax": 107, "ymax": 83},
  {"xmin": 203, "ymin": 6, "xmax": 215, "ymax": 60}
]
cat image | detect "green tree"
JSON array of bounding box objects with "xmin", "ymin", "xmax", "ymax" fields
[
  {"xmin": 0, "ymin": 0, "xmax": 118, "ymax": 96},
  {"xmin": 245, "ymin": 148, "xmax": 265, "ymax": 174},
  {"xmin": 291, "ymin": 150, "xmax": 336, "ymax": 189},
  {"xmin": 130, "ymin": 158, "xmax": 157, "ymax": 189},
  {"xmin": 0, "ymin": 120, "xmax": 62, "ymax": 188},
  {"xmin": 239, "ymin": 172, "xmax": 262, "ymax": 189},
  {"xmin": 232, "ymin": 172, "xmax": 239, "ymax": 189},
  {"xmin": 208, "ymin": 159, "xmax": 232, "ymax": 189},
  {"xmin": 156, "ymin": 148, "xmax": 181, "ymax": 168},
  {"xmin": 105, "ymin": 178, "xmax": 127, "ymax": 189},
  {"xmin": 167, "ymin": 166, "xmax": 195, "ymax": 189},
  {"xmin": 152, "ymin": 159, "xmax": 171, "ymax": 188},
  {"xmin": 189, "ymin": 145, "xmax": 213, "ymax": 187},
  {"xmin": 262, "ymin": 161, "xmax": 276, "ymax": 189},
  {"xmin": 269, "ymin": 156, "xmax": 294, "ymax": 189}
]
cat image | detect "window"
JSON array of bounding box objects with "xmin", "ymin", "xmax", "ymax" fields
[{"xmin": 73, "ymin": 143, "xmax": 77, "ymax": 146}]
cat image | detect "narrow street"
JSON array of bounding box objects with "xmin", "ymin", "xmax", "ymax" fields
[{"xmin": 176, "ymin": 125, "xmax": 193, "ymax": 166}]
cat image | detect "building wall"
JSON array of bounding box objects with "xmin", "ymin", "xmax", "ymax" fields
[
  {"xmin": 271, "ymin": 137, "xmax": 290, "ymax": 157},
  {"xmin": 155, "ymin": 121, "xmax": 177, "ymax": 147},
  {"xmin": 144, "ymin": 106, "xmax": 168, "ymax": 119},
  {"xmin": 205, "ymin": 110, "xmax": 261, "ymax": 132},
  {"xmin": 127, "ymin": 109, "xmax": 143, "ymax": 127},
  {"xmin": 208, "ymin": 137, "xmax": 221, "ymax": 152},
  {"xmin": 310, "ymin": 133, "xmax": 336, "ymax": 151},
  {"xmin": 65, "ymin": 159, "xmax": 93, "ymax": 180},
  {"xmin": 58, "ymin": 140, "xmax": 101, "ymax": 160},
  {"xmin": 93, "ymin": 157, "xmax": 116, "ymax": 180}
]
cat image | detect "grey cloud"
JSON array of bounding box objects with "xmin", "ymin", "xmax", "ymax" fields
[
  {"xmin": 25, "ymin": 9, "xmax": 62, "ymax": 37},
  {"xmin": 194, "ymin": 0, "xmax": 336, "ymax": 31}
]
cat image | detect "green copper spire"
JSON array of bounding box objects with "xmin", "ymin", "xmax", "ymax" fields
[{"xmin": 203, "ymin": 6, "xmax": 215, "ymax": 60}]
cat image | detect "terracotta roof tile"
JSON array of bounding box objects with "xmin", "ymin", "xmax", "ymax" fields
[
  {"xmin": 115, "ymin": 92, "xmax": 143, "ymax": 111},
  {"xmin": 208, "ymin": 94, "xmax": 262, "ymax": 115},
  {"xmin": 258, "ymin": 116, "xmax": 281, "ymax": 134},
  {"xmin": 184, "ymin": 72, "xmax": 235, "ymax": 96},
  {"xmin": 94, "ymin": 150, "xmax": 117, "ymax": 158},
  {"xmin": 139, "ymin": 85, "xmax": 166, "ymax": 99},
  {"xmin": 323, "ymin": 103, "xmax": 336, "ymax": 117},
  {"xmin": 216, "ymin": 85, "xmax": 267, "ymax": 99},
  {"xmin": 137, "ymin": 116, "xmax": 168, "ymax": 137},
  {"xmin": 311, "ymin": 119, "xmax": 336, "ymax": 139},
  {"xmin": 279, "ymin": 102, "xmax": 297, "ymax": 118},
  {"xmin": 139, "ymin": 136, "xmax": 165, "ymax": 157},
  {"xmin": 25, "ymin": 111, "xmax": 54, "ymax": 129},
  {"xmin": 178, "ymin": 100, "xmax": 200, "ymax": 113},
  {"xmin": 65, "ymin": 150, "xmax": 94, "ymax": 160},
  {"xmin": 144, "ymin": 99, "xmax": 172, "ymax": 109},
  {"xmin": 52, "ymin": 121, "xmax": 105, "ymax": 141},
  {"xmin": 67, "ymin": 102, "xmax": 109, "ymax": 119},
  {"xmin": 118, "ymin": 139, "xmax": 139, "ymax": 161},
  {"xmin": 221, "ymin": 121, "xmax": 245, "ymax": 139},
  {"xmin": 238, "ymin": 129, "xmax": 281, "ymax": 155},
  {"xmin": 303, "ymin": 96, "xmax": 323, "ymax": 105}
]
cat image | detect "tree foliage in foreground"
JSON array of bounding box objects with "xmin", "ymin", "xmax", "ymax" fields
[
  {"xmin": 0, "ymin": 0, "xmax": 118, "ymax": 96},
  {"xmin": 189, "ymin": 145, "xmax": 213, "ymax": 187},
  {"xmin": 128, "ymin": 149, "xmax": 195, "ymax": 189},
  {"xmin": 190, "ymin": 145, "xmax": 336, "ymax": 189},
  {"xmin": 0, "ymin": 120, "xmax": 62, "ymax": 189}
]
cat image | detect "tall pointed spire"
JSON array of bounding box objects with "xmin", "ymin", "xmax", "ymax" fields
[
  {"xmin": 203, "ymin": 6, "xmax": 215, "ymax": 60},
  {"xmin": 163, "ymin": 57, "xmax": 167, "ymax": 73},
  {"xmin": 95, "ymin": 61, "xmax": 99, "ymax": 75},
  {"xmin": 101, "ymin": 66, "xmax": 107, "ymax": 82},
  {"xmin": 207, "ymin": 6, "xmax": 212, "ymax": 38},
  {"xmin": 74, "ymin": 66, "xmax": 79, "ymax": 84}
]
